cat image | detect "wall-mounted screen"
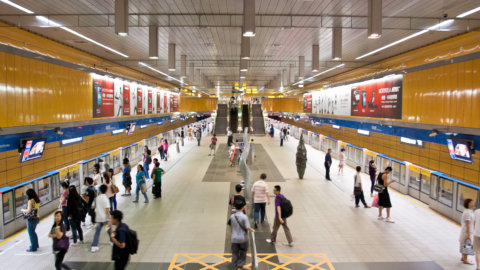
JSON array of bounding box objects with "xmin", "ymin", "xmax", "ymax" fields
[
  {"xmin": 19, "ymin": 138, "xmax": 47, "ymax": 163},
  {"xmin": 126, "ymin": 123, "xmax": 136, "ymax": 135},
  {"xmin": 447, "ymin": 139, "xmax": 473, "ymax": 163}
]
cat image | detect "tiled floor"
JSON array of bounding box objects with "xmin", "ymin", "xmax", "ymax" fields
[{"xmin": 0, "ymin": 130, "xmax": 470, "ymax": 270}]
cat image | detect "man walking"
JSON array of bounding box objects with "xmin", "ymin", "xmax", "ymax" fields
[
  {"xmin": 229, "ymin": 200, "xmax": 255, "ymax": 270},
  {"xmin": 196, "ymin": 128, "xmax": 202, "ymax": 146},
  {"xmin": 109, "ymin": 210, "xmax": 130, "ymax": 270},
  {"xmin": 209, "ymin": 134, "xmax": 218, "ymax": 156},
  {"xmin": 91, "ymin": 184, "xmax": 110, "ymax": 253},
  {"xmin": 251, "ymin": 173, "xmax": 270, "ymax": 229},
  {"xmin": 266, "ymin": 185, "xmax": 294, "ymax": 247},
  {"xmin": 324, "ymin": 149, "xmax": 332, "ymax": 181}
]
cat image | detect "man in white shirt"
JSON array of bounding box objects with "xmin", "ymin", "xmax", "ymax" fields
[
  {"xmin": 353, "ymin": 166, "xmax": 370, "ymax": 208},
  {"xmin": 91, "ymin": 184, "xmax": 110, "ymax": 253},
  {"xmin": 251, "ymin": 173, "xmax": 270, "ymax": 228}
]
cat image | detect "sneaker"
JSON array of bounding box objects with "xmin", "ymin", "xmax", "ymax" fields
[
  {"xmin": 266, "ymin": 239, "xmax": 275, "ymax": 245},
  {"xmin": 283, "ymin": 242, "xmax": 294, "ymax": 247},
  {"xmin": 132, "ymin": 200, "xmax": 138, "ymax": 203},
  {"xmin": 71, "ymin": 242, "xmax": 78, "ymax": 246},
  {"xmin": 386, "ymin": 218, "xmax": 395, "ymax": 223},
  {"xmin": 364, "ymin": 205, "xmax": 371, "ymax": 208},
  {"xmin": 90, "ymin": 246, "xmax": 99, "ymax": 253},
  {"xmin": 355, "ymin": 205, "xmax": 360, "ymax": 208},
  {"xmin": 144, "ymin": 201, "xmax": 149, "ymax": 203},
  {"xmin": 377, "ymin": 216, "xmax": 384, "ymax": 220}
]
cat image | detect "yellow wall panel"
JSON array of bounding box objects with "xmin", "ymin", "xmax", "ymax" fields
[
  {"xmin": 472, "ymin": 59, "xmax": 480, "ymax": 128},
  {"xmin": 5, "ymin": 54, "xmax": 15, "ymax": 127},
  {"xmin": 0, "ymin": 52, "xmax": 6, "ymax": 127}
]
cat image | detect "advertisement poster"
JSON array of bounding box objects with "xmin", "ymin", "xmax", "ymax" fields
[
  {"xmin": 303, "ymin": 94, "xmax": 312, "ymax": 113},
  {"xmin": 311, "ymin": 85, "xmax": 351, "ymax": 116},
  {"xmin": 148, "ymin": 89, "xmax": 153, "ymax": 114},
  {"xmin": 130, "ymin": 84, "xmax": 137, "ymax": 115},
  {"xmin": 114, "ymin": 80, "xmax": 123, "ymax": 117},
  {"xmin": 156, "ymin": 91, "xmax": 161, "ymax": 113},
  {"xmin": 351, "ymin": 76, "xmax": 402, "ymax": 119},
  {"xmin": 137, "ymin": 87, "xmax": 143, "ymax": 115},
  {"xmin": 93, "ymin": 78, "xmax": 114, "ymax": 118},
  {"xmin": 164, "ymin": 93, "xmax": 168, "ymax": 113},
  {"xmin": 122, "ymin": 84, "xmax": 131, "ymax": 116},
  {"xmin": 172, "ymin": 94, "xmax": 179, "ymax": 112}
]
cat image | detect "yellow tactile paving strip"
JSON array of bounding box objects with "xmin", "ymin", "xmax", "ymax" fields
[{"xmin": 168, "ymin": 253, "xmax": 335, "ymax": 270}]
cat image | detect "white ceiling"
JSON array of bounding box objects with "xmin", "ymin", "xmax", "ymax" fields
[{"xmin": 1, "ymin": 0, "xmax": 480, "ymax": 94}]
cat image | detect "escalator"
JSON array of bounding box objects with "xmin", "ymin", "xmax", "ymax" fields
[
  {"xmin": 241, "ymin": 104, "xmax": 250, "ymax": 132},
  {"xmin": 214, "ymin": 104, "xmax": 227, "ymax": 135},
  {"xmin": 251, "ymin": 104, "xmax": 265, "ymax": 135},
  {"xmin": 229, "ymin": 105, "xmax": 238, "ymax": 132}
]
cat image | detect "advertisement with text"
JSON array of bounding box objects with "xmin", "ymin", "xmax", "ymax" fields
[
  {"xmin": 303, "ymin": 94, "xmax": 312, "ymax": 113},
  {"xmin": 93, "ymin": 78, "xmax": 114, "ymax": 118}
]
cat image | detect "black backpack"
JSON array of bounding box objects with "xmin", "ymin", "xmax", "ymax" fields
[
  {"xmin": 280, "ymin": 196, "xmax": 293, "ymax": 219},
  {"xmin": 146, "ymin": 156, "xmax": 152, "ymax": 165},
  {"xmin": 125, "ymin": 225, "xmax": 139, "ymax": 255}
]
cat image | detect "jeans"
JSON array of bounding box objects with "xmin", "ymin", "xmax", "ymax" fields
[
  {"xmin": 135, "ymin": 186, "xmax": 149, "ymax": 202},
  {"xmin": 69, "ymin": 218, "xmax": 83, "ymax": 243},
  {"xmin": 355, "ymin": 191, "xmax": 368, "ymax": 207},
  {"xmin": 55, "ymin": 249, "xmax": 72, "ymax": 270},
  {"xmin": 159, "ymin": 149, "xmax": 165, "ymax": 160},
  {"xmin": 253, "ymin": 203, "xmax": 266, "ymax": 224},
  {"xmin": 61, "ymin": 205, "xmax": 70, "ymax": 230},
  {"xmin": 143, "ymin": 163, "xmax": 150, "ymax": 179},
  {"xmin": 27, "ymin": 218, "xmax": 39, "ymax": 251},
  {"xmin": 91, "ymin": 222, "xmax": 106, "ymax": 247},
  {"xmin": 197, "ymin": 139, "xmax": 201, "ymax": 146},
  {"xmin": 112, "ymin": 194, "xmax": 117, "ymax": 210}
]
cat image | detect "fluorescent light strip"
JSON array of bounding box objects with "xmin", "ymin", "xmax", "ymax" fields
[
  {"xmin": 356, "ymin": 19, "xmax": 454, "ymax": 60},
  {"xmin": 292, "ymin": 64, "xmax": 345, "ymax": 86},
  {"xmin": 111, "ymin": 129, "xmax": 125, "ymax": 135},
  {"xmin": 139, "ymin": 62, "xmax": 186, "ymax": 85},
  {"xmin": 357, "ymin": 129, "xmax": 370, "ymax": 136},
  {"xmin": 36, "ymin": 16, "xmax": 128, "ymax": 58},
  {"xmin": 61, "ymin": 137, "xmax": 83, "ymax": 145},
  {"xmin": 332, "ymin": 125, "xmax": 340, "ymax": 129},
  {"xmin": 0, "ymin": 0, "xmax": 34, "ymax": 14},
  {"xmin": 457, "ymin": 6, "xmax": 480, "ymax": 18}
]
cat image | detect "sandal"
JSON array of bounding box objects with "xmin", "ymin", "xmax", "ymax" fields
[{"xmin": 463, "ymin": 260, "xmax": 474, "ymax": 265}]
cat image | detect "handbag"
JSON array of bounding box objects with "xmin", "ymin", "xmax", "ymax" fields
[
  {"xmin": 53, "ymin": 235, "xmax": 70, "ymax": 251},
  {"xmin": 372, "ymin": 193, "xmax": 379, "ymax": 208},
  {"xmin": 23, "ymin": 208, "xmax": 38, "ymax": 220},
  {"xmin": 373, "ymin": 183, "xmax": 385, "ymax": 193},
  {"xmin": 461, "ymin": 238, "xmax": 475, "ymax": 256},
  {"xmin": 111, "ymin": 184, "xmax": 119, "ymax": 194},
  {"xmin": 140, "ymin": 183, "xmax": 147, "ymax": 193}
]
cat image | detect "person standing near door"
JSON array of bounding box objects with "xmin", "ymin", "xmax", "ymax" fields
[
  {"xmin": 377, "ymin": 167, "xmax": 395, "ymax": 223},
  {"xmin": 21, "ymin": 189, "xmax": 41, "ymax": 252},
  {"xmin": 368, "ymin": 160, "xmax": 378, "ymax": 197},
  {"xmin": 324, "ymin": 149, "xmax": 332, "ymax": 181}
]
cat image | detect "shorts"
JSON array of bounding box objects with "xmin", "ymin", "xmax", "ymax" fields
[
  {"xmin": 473, "ymin": 236, "xmax": 480, "ymax": 252},
  {"xmin": 210, "ymin": 144, "xmax": 216, "ymax": 149}
]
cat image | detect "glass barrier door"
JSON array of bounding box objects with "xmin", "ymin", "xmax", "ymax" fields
[
  {"xmin": 408, "ymin": 167, "xmax": 421, "ymax": 199},
  {"xmin": 419, "ymin": 170, "xmax": 431, "ymax": 203},
  {"xmin": 15, "ymin": 183, "xmax": 34, "ymax": 218},
  {"xmin": 391, "ymin": 162, "xmax": 404, "ymax": 186},
  {"xmin": 3, "ymin": 191, "xmax": 14, "ymax": 224},
  {"xmin": 69, "ymin": 165, "xmax": 81, "ymax": 190},
  {"xmin": 438, "ymin": 177, "xmax": 454, "ymax": 207}
]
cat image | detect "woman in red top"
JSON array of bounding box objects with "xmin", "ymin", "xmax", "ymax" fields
[{"xmin": 209, "ymin": 134, "xmax": 218, "ymax": 156}]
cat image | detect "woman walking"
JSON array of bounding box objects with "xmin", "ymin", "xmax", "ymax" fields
[
  {"xmin": 122, "ymin": 159, "xmax": 132, "ymax": 196},
  {"xmin": 368, "ymin": 160, "xmax": 377, "ymax": 197},
  {"xmin": 338, "ymin": 149, "xmax": 346, "ymax": 175},
  {"xmin": 67, "ymin": 186, "xmax": 84, "ymax": 245},
  {"xmin": 21, "ymin": 189, "xmax": 40, "ymax": 252},
  {"xmin": 104, "ymin": 172, "xmax": 115, "ymax": 212},
  {"xmin": 48, "ymin": 211, "xmax": 72, "ymax": 270},
  {"xmin": 133, "ymin": 164, "xmax": 149, "ymax": 203},
  {"xmin": 460, "ymin": 198, "xmax": 474, "ymax": 265},
  {"xmin": 163, "ymin": 139, "xmax": 169, "ymax": 161}
]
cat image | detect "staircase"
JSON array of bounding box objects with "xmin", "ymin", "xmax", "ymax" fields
[
  {"xmin": 214, "ymin": 104, "xmax": 227, "ymax": 135},
  {"xmin": 251, "ymin": 104, "xmax": 265, "ymax": 135}
]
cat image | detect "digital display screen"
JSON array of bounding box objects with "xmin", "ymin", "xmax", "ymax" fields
[
  {"xmin": 447, "ymin": 139, "xmax": 473, "ymax": 163},
  {"xmin": 126, "ymin": 123, "xmax": 136, "ymax": 135},
  {"xmin": 20, "ymin": 138, "xmax": 47, "ymax": 163}
]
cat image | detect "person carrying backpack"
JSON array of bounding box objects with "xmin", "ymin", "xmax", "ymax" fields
[
  {"xmin": 109, "ymin": 210, "xmax": 134, "ymax": 270},
  {"xmin": 266, "ymin": 185, "xmax": 294, "ymax": 247}
]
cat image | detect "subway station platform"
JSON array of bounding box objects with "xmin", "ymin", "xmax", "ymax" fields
[{"xmin": 0, "ymin": 130, "xmax": 465, "ymax": 270}]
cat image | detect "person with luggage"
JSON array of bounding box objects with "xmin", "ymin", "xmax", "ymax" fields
[
  {"xmin": 377, "ymin": 167, "xmax": 395, "ymax": 223},
  {"xmin": 460, "ymin": 198, "xmax": 474, "ymax": 265},
  {"xmin": 133, "ymin": 165, "xmax": 149, "ymax": 203},
  {"xmin": 67, "ymin": 185, "xmax": 84, "ymax": 245},
  {"xmin": 251, "ymin": 173, "xmax": 270, "ymax": 229},
  {"xmin": 91, "ymin": 184, "xmax": 110, "ymax": 253},
  {"xmin": 151, "ymin": 161, "xmax": 165, "ymax": 198},
  {"xmin": 48, "ymin": 210, "xmax": 72, "ymax": 270},
  {"xmin": 353, "ymin": 166, "xmax": 370, "ymax": 208},
  {"xmin": 122, "ymin": 159, "xmax": 132, "ymax": 196},
  {"xmin": 324, "ymin": 149, "xmax": 332, "ymax": 181},
  {"xmin": 109, "ymin": 210, "xmax": 130, "ymax": 270},
  {"xmin": 229, "ymin": 200, "xmax": 255, "ymax": 270},
  {"xmin": 266, "ymin": 185, "xmax": 294, "ymax": 247}
]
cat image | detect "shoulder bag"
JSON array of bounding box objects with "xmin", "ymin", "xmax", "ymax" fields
[
  {"xmin": 234, "ymin": 214, "xmax": 248, "ymax": 233},
  {"xmin": 461, "ymin": 238, "xmax": 475, "ymax": 256},
  {"xmin": 53, "ymin": 235, "xmax": 70, "ymax": 251},
  {"xmin": 353, "ymin": 175, "xmax": 362, "ymax": 196}
]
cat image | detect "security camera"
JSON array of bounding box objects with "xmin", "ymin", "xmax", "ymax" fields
[
  {"xmin": 429, "ymin": 129, "xmax": 439, "ymax": 137},
  {"xmin": 443, "ymin": 13, "xmax": 448, "ymax": 19},
  {"xmin": 54, "ymin": 127, "xmax": 64, "ymax": 135}
]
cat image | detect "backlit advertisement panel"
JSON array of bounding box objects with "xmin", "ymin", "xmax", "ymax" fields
[
  {"xmin": 122, "ymin": 84, "xmax": 131, "ymax": 115},
  {"xmin": 114, "ymin": 80, "xmax": 123, "ymax": 117},
  {"xmin": 351, "ymin": 75, "xmax": 402, "ymax": 119},
  {"xmin": 137, "ymin": 87, "xmax": 143, "ymax": 115},
  {"xmin": 164, "ymin": 93, "xmax": 168, "ymax": 113},
  {"xmin": 303, "ymin": 94, "xmax": 312, "ymax": 113},
  {"xmin": 130, "ymin": 84, "xmax": 137, "ymax": 115},
  {"xmin": 156, "ymin": 91, "xmax": 161, "ymax": 113},
  {"xmin": 311, "ymin": 85, "xmax": 351, "ymax": 116},
  {"xmin": 148, "ymin": 89, "xmax": 153, "ymax": 114},
  {"xmin": 93, "ymin": 78, "xmax": 114, "ymax": 117},
  {"xmin": 172, "ymin": 94, "xmax": 179, "ymax": 112}
]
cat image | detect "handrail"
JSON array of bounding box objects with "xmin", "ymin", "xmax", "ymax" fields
[{"xmin": 249, "ymin": 231, "xmax": 258, "ymax": 270}]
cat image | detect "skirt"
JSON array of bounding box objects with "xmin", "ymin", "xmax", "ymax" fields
[{"xmin": 378, "ymin": 189, "xmax": 392, "ymax": 208}]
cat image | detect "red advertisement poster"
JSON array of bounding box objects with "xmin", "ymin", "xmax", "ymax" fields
[
  {"xmin": 164, "ymin": 93, "xmax": 168, "ymax": 113},
  {"xmin": 148, "ymin": 89, "xmax": 153, "ymax": 114},
  {"xmin": 93, "ymin": 78, "xmax": 114, "ymax": 118},
  {"xmin": 122, "ymin": 84, "xmax": 130, "ymax": 115},
  {"xmin": 172, "ymin": 94, "xmax": 179, "ymax": 112},
  {"xmin": 156, "ymin": 91, "xmax": 161, "ymax": 113},
  {"xmin": 170, "ymin": 94, "xmax": 174, "ymax": 112},
  {"xmin": 351, "ymin": 76, "xmax": 403, "ymax": 119},
  {"xmin": 137, "ymin": 88, "xmax": 143, "ymax": 115},
  {"xmin": 303, "ymin": 94, "xmax": 312, "ymax": 113}
]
